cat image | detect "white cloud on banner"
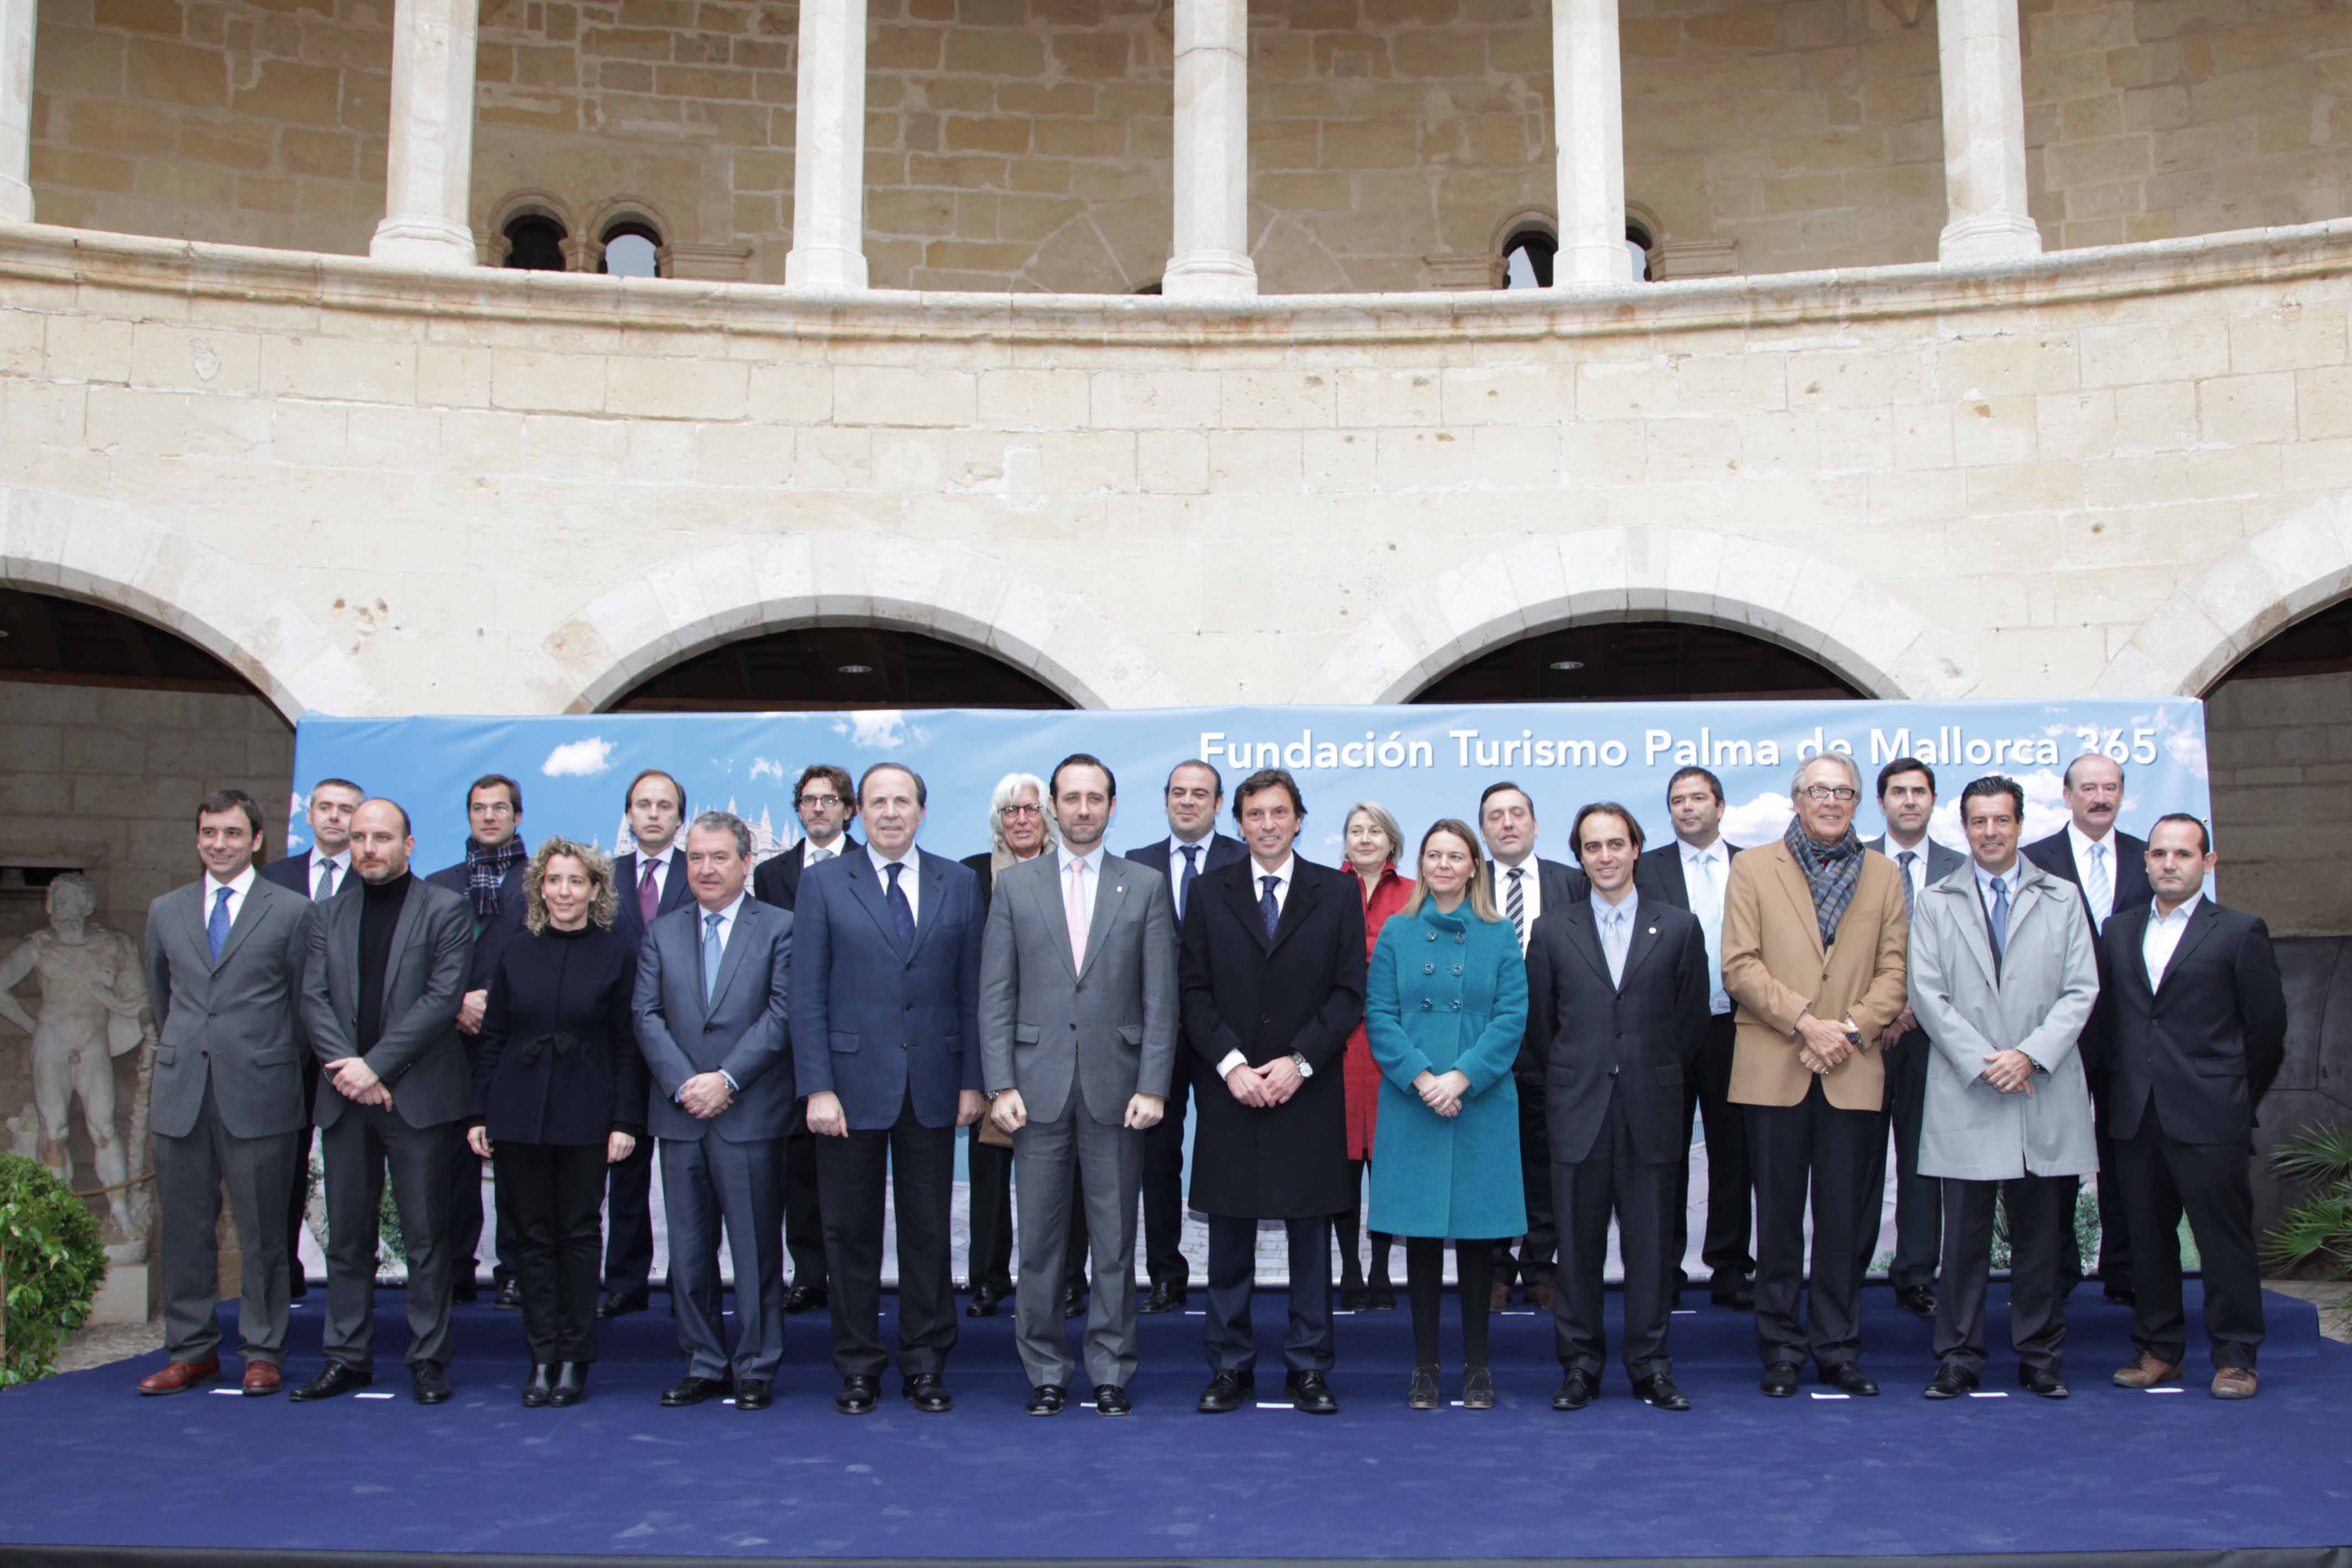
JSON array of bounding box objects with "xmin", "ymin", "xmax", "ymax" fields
[
  {"xmin": 1721, "ymin": 791, "xmax": 1794, "ymax": 846},
  {"xmin": 831, "ymin": 711, "xmax": 928, "ymax": 751},
  {"xmin": 749, "ymin": 757, "xmax": 790, "ymax": 782},
  {"xmin": 543, "ymin": 737, "xmax": 615, "ymax": 777}
]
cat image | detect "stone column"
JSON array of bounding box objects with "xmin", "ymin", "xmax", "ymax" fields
[
  {"xmin": 1551, "ymin": 0, "xmax": 1632, "ymax": 286},
  {"xmin": 369, "ymin": 0, "xmax": 479, "ymax": 269},
  {"xmin": 1162, "ymin": 0, "xmax": 1255, "ymax": 300},
  {"xmin": 0, "ymin": 0, "xmax": 35, "ymax": 222},
  {"xmin": 784, "ymin": 0, "xmax": 869, "ymax": 290},
  {"xmin": 1936, "ymin": 0, "xmax": 2041, "ymax": 265}
]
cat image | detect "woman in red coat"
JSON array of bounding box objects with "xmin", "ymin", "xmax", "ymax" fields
[{"xmin": 1339, "ymin": 801, "xmax": 1414, "ymax": 1310}]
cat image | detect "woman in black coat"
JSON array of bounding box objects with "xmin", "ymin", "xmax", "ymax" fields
[{"xmin": 465, "ymin": 837, "xmax": 647, "ymax": 1407}]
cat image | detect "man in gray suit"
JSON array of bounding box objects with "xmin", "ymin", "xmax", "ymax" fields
[
  {"xmin": 138, "ymin": 789, "xmax": 322, "ymax": 1397},
  {"xmin": 634, "ymin": 809, "xmax": 795, "ymax": 1411},
  {"xmin": 1908, "ymin": 775, "xmax": 2099, "ymax": 1400},
  {"xmin": 292, "ymin": 798, "xmax": 476, "ymax": 1405},
  {"xmin": 980, "ymin": 753, "xmax": 1177, "ymax": 1416}
]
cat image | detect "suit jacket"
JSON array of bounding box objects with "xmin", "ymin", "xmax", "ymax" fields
[
  {"xmin": 425, "ymin": 858, "xmax": 528, "ymax": 992},
  {"xmin": 2023, "ymin": 826, "xmax": 2150, "ymax": 1079},
  {"xmin": 751, "ymin": 834, "xmax": 862, "ymax": 914},
  {"xmin": 301, "ymin": 874, "xmax": 477, "ymax": 1129},
  {"xmin": 613, "ymin": 846, "xmax": 695, "ymax": 951},
  {"xmin": 1865, "ymin": 834, "xmax": 1965, "ymax": 1035},
  {"xmin": 1528, "ymin": 895, "xmax": 1709, "ymax": 1165},
  {"xmin": 633, "ymin": 895, "xmax": 795, "ymax": 1143},
  {"xmin": 258, "ymin": 850, "xmax": 348, "ymax": 1060},
  {"xmin": 1908, "ymin": 859, "xmax": 2100, "ymax": 1181},
  {"xmin": 145, "ymin": 876, "xmax": 321, "ymax": 1141},
  {"xmin": 2100, "ymin": 898, "xmax": 2288, "ymax": 1148},
  {"xmin": 978, "ymin": 852, "xmax": 1179, "ymax": 1125},
  {"xmin": 1721, "ymin": 838, "xmax": 1910, "ymax": 1111},
  {"xmin": 788, "ymin": 848, "xmax": 984, "ymax": 1132},
  {"xmin": 1178, "ymin": 856, "xmax": 1366, "ymax": 1218},
  {"xmin": 1482, "ymin": 855, "xmax": 1589, "ymax": 1082},
  {"xmin": 1123, "ymin": 833, "xmax": 1246, "ymax": 936}
]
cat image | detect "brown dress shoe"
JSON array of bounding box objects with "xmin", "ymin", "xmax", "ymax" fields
[
  {"xmin": 1490, "ymin": 1282, "xmax": 1513, "ymax": 1311},
  {"xmin": 2210, "ymin": 1367, "xmax": 2258, "ymax": 1400},
  {"xmin": 138, "ymin": 1358, "xmax": 221, "ymax": 1396},
  {"xmin": 1526, "ymin": 1282, "xmax": 1555, "ymax": 1311},
  {"xmin": 2110, "ymin": 1352, "xmax": 2183, "ymax": 1389},
  {"xmin": 242, "ymin": 1362, "xmax": 283, "ymax": 1397}
]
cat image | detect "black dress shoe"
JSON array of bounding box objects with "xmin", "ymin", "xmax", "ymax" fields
[
  {"xmin": 410, "ymin": 1364, "xmax": 452, "ymax": 1405},
  {"xmin": 289, "ymin": 1277, "xmax": 309, "ymax": 1301},
  {"xmin": 452, "ymin": 1275, "xmax": 480, "ymax": 1305},
  {"xmin": 1060, "ymin": 1286, "xmax": 1087, "ymax": 1320},
  {"xmin": 835, "ymin": 1374, "xmax": 879, "ymax": 1415},
  {"xmin": 1760, "ymin": 1361, "xmax": 1802, "ymax": 1398},
  {"xmin": 289, "ymin": 1363, "xmax": 373, "ymax": 1402},
  {"xmin": 1366, "ymin": 1283, "xmax": 1397, "ymax": 1311},
  {"xmin": 1896, "ymin": 1285, "xmax": 1938, "ymax": 1318},
  {"xmin": 965, "ymin": 1284, "xmax": 1003, "ymax": 1318},
  {"xmin": 1093, "ymin": 1383, "xmax": 1132, "ymax": 1416},
  {"xmin": 1710, "ymin": 1277, "xmax": 1756, "ymax": 1311},
  {"xmin": 1286, "ymin": 1369, "xmax": 1338, "ymax": 1414},
  {"xmin": 734, "ymin": 1378, "xmax": 773, "ymax": 1411},
  {"xmin": 903, "ymin": 1372, "xmax": 953, "ymax": 1413},
  {"xmin": 1339, "ymin": 1285, "xmax": 1370, "ymax": 1311},
  {"xmin": 493, "ymin": 1279, "xmax": 522, "ymax": 1311},
  {"xmin": 1633, "ymin": 1373, "xmax": 1690, "ymax": 1411},
  {"xmin": 550, "ymin": 1363, "xmax": 587, "ymax": 1407},
  {"xmin": 1553, "ymin": 1369, "xmax": 1596, "ymax": 1410},
  {"xmin": 1924, "ymin": 1362, "xmax": 1978, "ymax": 1399},
  {"xmin": 784, "ymin": 1283, "xmax": 827, "ymax": 1315},
  {"xmin": 1820, "ymin": 1362, "xmax": 1880, "ymax": 1396},
  {"xmin": 522, "ymin": 1363, "xmax": 555, "ymax": 1408},
  {"xmin": 2019, "ymin": 1366, "xmax": 2070, "ymax": 1399},
  {"xmin": 1139, "ymin": 1280, "xmax": 1187, "ymax": 1315},
  {"xmin": 1026, "ymin": 1383, "xmax": 1066, "ymax": 1416},
  {"xmin": 597, "ymin": 1291, "xmax": 649, "ymax": 1320},
  {"xmin": 2103, "ymin": 1284, "xmax": 2137, "ymax": 1307},
  {"xmin": 1197, "ymin": 1369, "xmax": 1255, "ymax": 1413},
  {"xmin": 661, "ymin": 1374, "xmax": 732, "ymax": 1408}
]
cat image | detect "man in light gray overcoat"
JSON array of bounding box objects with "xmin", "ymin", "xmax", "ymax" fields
[
  {"xmin": 1908, "ymin": 775, "xmax": 2099, "ymax": 1400},
  {"xmin": 980, "ymin": 753, "xmax": 1177, "ymax": 1416}
]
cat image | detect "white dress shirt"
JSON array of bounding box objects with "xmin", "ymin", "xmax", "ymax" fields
[
  {"xmin": 2068, "ymin": 822, "xmax": 2120, "ymax": 930},
  {"xmin": 305, "ymin": 848, "xmax": 352, "ymax": 902},
  {"xmin": 802, "ymin": 836, "xmax": 844, "ymax": 868},
  {"xmin": 1494, "ymin": 856, "xmax": 1544, "ymax": 955},
  {"xmin": 2143, "ymin": 894, "xmax": 2201, "ymax": 988},
  {"xmin": 1679, "ymin": 838, "xmax": 1731, "ymax": 1014},
  {"xmin": 1216, "ymin": 855, "xmax": 1307, "ymax": 1082},
  {"xmin": 868, "ymin": 843, "xmax": 920, "ymax": 925},
  {"xmin": 204, "ymin": 863, "xmax": 258, "ymax": 928}
]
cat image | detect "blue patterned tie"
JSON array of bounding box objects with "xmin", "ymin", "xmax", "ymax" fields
[
  {"xmin": 207, "ymin": 886, "xmax": 233, "ymax": 962},
  {"xmin": 1179, "ymin": 844, "xmax": 1200, "ymax": 921},
  {"xmin": 886, "ymin": 862, "xmax": 917, "ymax": 949},
  {"xmin": 1260, "ymin": 874, "xmax": 1281, "ymax": 939},
  {"xmin": 703, "ymin": 911, "xmax": 724, "ymax": 1003}
]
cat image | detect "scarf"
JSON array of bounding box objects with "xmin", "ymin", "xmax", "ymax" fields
[
  {"xmin": 1782, "ymin": 815, "xmax": 1862, "ymax": 947},
  {"xmin": 464, "ymin": 835, "xmax": 528, "ymax": 923}
]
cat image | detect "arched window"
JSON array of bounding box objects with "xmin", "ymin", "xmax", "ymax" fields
[
  {"xmin": 502, "ymin": 214, "xmax": 569, "ymax": 272},
  {"xmin": 600, "ymin": 220, "xmax": 662, "ymax": 279},
  {"xmin": 1625, "ymin": 218, "xmax": 1656, "ymax": 282},
  {"xmin": 1502, "ymin": 228, "xmax": 1554, "ymax": 289}
]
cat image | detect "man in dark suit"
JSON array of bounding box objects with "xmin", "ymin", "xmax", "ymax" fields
[
  {"xmin": 1633, "ymin": 764, "xmax": 1752, "ymax": 1310},
  {"xmin": 1122, "ymin": 758, "xmax": 1245, "ymax": 1314},
  {"xmin": 1531, "ymin": 802, "xmax": 1710, "ymax": 1411},
  {"xmin": 424, "ymin": 772, "xmax": 529, "ymax": 1307},
  {"xmin": 1863, "ymin": 757, "xmax": 1966, "ymax": 1317},
  {"xmin": 292, "ymin": 798, "xmax": 476, "ymax": 1405},
  {"xmin": 634, "ymin": 809, "xmax": 797, "ymax": 1410},
  {"xmin": 599, "ymin": 766, "xmax": 693, "ymax": 1320},
  {"xmin": 1181, "ymin": 767, "xmax": 1366, "ymax": 1416},
  {"xmin": 750, "ymin": 762, "xmax": 859, "ymax": 1314},
  {"xmin": 138, "ymin": 791, "xmax": 322, "ymax": 1397},
  {"xmin": 1478, "ymin": 781, "xmax": 1587, "ymax": 1312},
  {"xmin": 258, "ymin": 776, "xmax": 364, "ymax": 1301},
  {"xmin": 2103, "ymin": 814, "xmax": 2287, "ymax": 1400},
  {"xmin": 792, "ymin": 762, "xmax": 986, "ymax": 1415},
  {"xmin": 2023, "ymin": 751, "xmax": 2152, "ymax": 1305}
]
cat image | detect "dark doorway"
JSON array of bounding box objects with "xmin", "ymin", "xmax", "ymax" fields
[
  {"xmin": 611, "ymin": 626, "xmax": 1074, "ymax": 712},
  {"xmin": 1411, "ymin": 619, "xmax": 1860, "ymax": 705}
]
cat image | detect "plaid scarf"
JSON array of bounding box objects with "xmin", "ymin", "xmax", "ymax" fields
[
  {"xmin": 1782, "ymin": 816, "xmax": 1862, "ymax": 947},
  {"xmin": 463, "ymin": 835, "xmax": 527, "ymax": 923}
]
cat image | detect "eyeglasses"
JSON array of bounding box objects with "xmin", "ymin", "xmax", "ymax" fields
[
  {"xmin": 798, "ymin": 794, "xmax": 842, "ymax": 809},
  {"xmin": 1002, "ymin": 804, "xmax": 1044, "ymax": 818},
  {"xmin": 1801, "ymin": 786, "xmax": 1859, "ymax": 803}
]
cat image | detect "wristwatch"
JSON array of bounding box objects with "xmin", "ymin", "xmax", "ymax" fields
[{"xmin": 1291, "ymin": 1051, "xmax": 1312, "ymax": 1078}]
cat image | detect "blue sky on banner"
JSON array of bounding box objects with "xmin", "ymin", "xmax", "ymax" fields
[{"xmin": 287, "ymin": 700, "xmax": 2211, "ymax": 877}]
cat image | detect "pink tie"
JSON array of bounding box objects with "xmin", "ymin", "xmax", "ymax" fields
[
  {"xmin": 1065, "ymin": 858, "xmax": 1089, "ymax": 971},
  {"xmin": 639, "ymin": 859, "xmax": 660, "ymax": 926}
]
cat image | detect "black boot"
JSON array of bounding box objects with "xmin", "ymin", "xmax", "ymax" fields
[
  {"xmin": 521, "ymin": 1364, "xmax": 554, "ymax": 1408},
  {"xmin": 550, "ymin": 1362, "xmax": 588, "ymax": 1408}
]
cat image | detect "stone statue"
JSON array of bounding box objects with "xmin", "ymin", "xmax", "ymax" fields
[{"xmin": 0, "ymin": 873, "xmax": 157, "ymax": 1245}]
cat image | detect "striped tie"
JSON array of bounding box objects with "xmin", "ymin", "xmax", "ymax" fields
[
  {"xmin": 2084, "ymin": 842, "xmax": 2110, "ymax": 931},
  {"xmin": 1506, "ymin": 867, "xmax": 1526, "ymax": 951}
]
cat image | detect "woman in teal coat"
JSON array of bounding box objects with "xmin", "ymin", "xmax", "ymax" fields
[{"xmin": 1365, "ymin": 817, "xmax": 1528, "ymax": 1410}]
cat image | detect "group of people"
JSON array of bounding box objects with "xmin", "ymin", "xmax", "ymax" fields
[{"xmin": 134, "ymin": 739, "xmax": 2287, "ymax": 1417}]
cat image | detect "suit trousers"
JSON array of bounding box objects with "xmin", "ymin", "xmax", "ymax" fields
[
  {"xmin": 449, "ymin": 1142, "xmax": 517, "ymax": 1289},
  {"xmin": 1012, "ymin": 1100, "xmax": 1146, "ymax": 1389},
  {"xmin": 784, "ymin": 1129, "xmax": 828, "ymax": 1291},
  {"xmin": 1491, "ymin": 1072, "xmax": 1558, "ymax": 1290},
  {"xmin": 1140, "ymin": 1053, "xmax": 1193, "ymax": 1288},
  {"xmin": 1864, "ymin": 1031, "xmax": 1942, "ymax": 1291},
  {"xmin": 2112, "ymin": 1114, "xmax": 2264, "ymax": 1369},
  {"xmin": 599, "ymin": 1133, "xmax": 657, "ymax": 1300},
  {"xmin": 1933, "ymin": 1174, "xmax": 2070, "ymax": 1377},
  {"xmin": 1550, "ymin": 1087, "xmax": 1677, "ymax": 1382},
  {"xmin": 2055, "ymin": 1080, "xmax": 2131, "ymax": 1296},
  {"xmin": 154, "ymin": 1075, "xmax": 300, "ymax": 1366},
  {"xmin": 659, "ymin": 1131, "xmax": 787, "ymax": 1381},
  {"xmin": 321, "ymin": 1106, "xmax": 456, "ymax": 1372},
  {"xmin": 1675, "ymin": 1011, "xmax": 1752, "ymax": 1288},
  {"xmin": 1746, "ymin": 1079, "xmax": 1884, "ymax": 1370},
  {"xmin": 501, "ymin": 1141, "xmax": 607, "ymax": 1364},
  {"xmin": 1204, "ymin": 1213, "xmax": 1335, "ymax": 1376},
  {"xmin": 282, "ymin": 1051, "xmax": 321, "ymax": 1289},
  {"xmin": 967, "ymin": 1132, "xmax": 1090, "ymax": 1297},
  {"xmin": 812, "ymin": 1088, "xmax": 959, "ymax": 1379}
]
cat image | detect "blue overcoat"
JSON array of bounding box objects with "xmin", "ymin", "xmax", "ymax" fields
[{"xmin": 1362, "ymin": 900, "xmax": 1527, "ymax": 1240}]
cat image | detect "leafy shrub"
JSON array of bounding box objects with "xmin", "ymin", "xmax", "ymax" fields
[
  {"xmin": 2265, "ymin": 1123, "xmax": 2352, "ymax": 1332},
  {"xmin": 0, "ymin": 1152, "xmax": 110, "ymax": 1387}
]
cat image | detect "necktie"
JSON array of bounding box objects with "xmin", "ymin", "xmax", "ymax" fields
[
  {"xmin": 1506, "ymin": 867, "xmax": 1526, "ymax": 951},
  {"xmin": 1179, "ymin": 844, "xmax": 1200, "ymax": 921},
  {"xmin": 1897, "ymin": 850, "xmax": 1917, "ymax": 916},
  {"xmin": 207, "ymin": 886, "xmax": 233, "ymax": 961},
  {"xmin": 1989, "ymin": 874, "xmax": 2010, "ymax": 971},
  {"xmin": 702, "ymin": 911, "xmax": 724, "ymax": 1002},
  {"xmin": 885, "ymin": 862, "xmax": 917, "ymax": 949},
  {"xmin": 1066, "ymin": 858, "xmax": 1090, "ymax": 970},
  {"xmin": 1603, "ymin": 907, "xmax": 1628, "ymax": 987},
  {"xmin": 314, "ymin": 859, "xmax": 337, "ymax": 902},
  {"xmin": 639, "ymin": 858, "xmax": 660, "ymax": 926},
  {"xmin": 1260, "ymin": 874, "xmax": 1281, "ymax": 939},
  {"xmin": 1691, "ymin": 853, "xmax": 1727, "ymax": 1011},
  {"xmin": 2084, "ymin": 842, "xmax": 2110, "ymax": 931}
]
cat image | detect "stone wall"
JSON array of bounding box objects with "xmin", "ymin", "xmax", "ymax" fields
[{"xmin": 2207, "ymin": 668, "xmax": 2352, "ymax": 937}]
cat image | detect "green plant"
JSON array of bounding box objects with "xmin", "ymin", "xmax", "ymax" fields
[
  {"xmin": 0, "ymin": 1152, "xmax": 110, "ymax": 1388},
  {"xmin": 2265, "ymin": 1123, "xmax": 2352, "ymax": 1330}
]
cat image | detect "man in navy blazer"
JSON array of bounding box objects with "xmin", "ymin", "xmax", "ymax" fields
[
  {"xmin": 600, "ymin": 767, "xmax": 694, "ymax": 1319},
  {"xmin": 1121, "ymin": 757, "xmax": 1245, "ymax": 1312},
  {"xmin": 792, "ymin": 762, "xmax": 986, "ymax": 1415},
  {"xmin": 633, "ymin": 809, "xmax": 796, "ymax": 1410}
]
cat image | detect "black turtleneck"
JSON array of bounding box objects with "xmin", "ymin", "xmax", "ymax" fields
[{"xmin": 357, "ymin": 869, "xmax": 413, "ymax": 1051}]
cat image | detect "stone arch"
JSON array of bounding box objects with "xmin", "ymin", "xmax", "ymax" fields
[
  {"xmin": 1292, "ymin": 526, "xmax": 1973, "ymax": 704},
  {"xmin": 0, "ymin": 485, "xmax": 383, "ymax": 720},
  {"xmin": 539, "ymin": 529, "xmax": 1185, "ymax": 714},
  {"xmin": 2096, "ymin": 492, "xmax": 2352, "ymax": 698}
]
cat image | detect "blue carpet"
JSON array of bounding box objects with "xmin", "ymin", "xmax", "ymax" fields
[{"xmin": 2, "ymin": 1282, "xmax": 2346, "ymax": 1561}]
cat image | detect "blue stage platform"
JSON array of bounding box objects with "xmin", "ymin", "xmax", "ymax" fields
[{"xmin": 2, "ymin": 1280, "xmax": 2348, "ymax": 1567}]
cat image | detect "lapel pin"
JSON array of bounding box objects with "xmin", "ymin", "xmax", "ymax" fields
[{"xmin": 1647, "ymin": 926, "xmax": 1657, "ymax": 935}]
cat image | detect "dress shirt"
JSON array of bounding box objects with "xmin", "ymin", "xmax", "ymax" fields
[
  {"xmin": 2142, "ymin": 894, "xmax": 2202, "ymax": 988},
  {"xmin": 1057, "ymin": 842, "xmax": 1104, "ymax": 934},
  {"xmin": 1216, "ymin": 855, "xmax": 1308, "ymax": 1082},
  {"xmin": 1495, "ymin": 856, "xmax": 1544, "ymax": 955},
  {"xmin": 867, "ymin": 843, "xmax": 920, "ymax": 925},
  {"xmin": 802, "ymin": 835, "xmax": 844, "ymax": 868},
  {"xmin": 1593, "ymin": 887, "xmax": 1640, "ymax": 988},
  {"xmin": 205, "ymin": 863, "xmax": 258, "ymax": 929},
  {"xmin": 303, "ymin": 848, "xmax": 352, "ymax": 902},
  {"xmin": 2068, "ymin": 822, "xmax": 2120, "ymax": 930},
  {"xmin": 1679, "ymin": 838, "xmax": 1731, "ymax": 1014},
  {"xmin": 1885, "ymin": 834, "xmax": 1933, "ymax": 906}
]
